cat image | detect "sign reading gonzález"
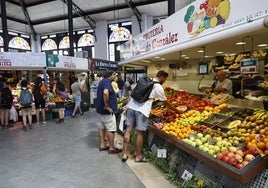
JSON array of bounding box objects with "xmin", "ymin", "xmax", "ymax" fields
[{"xmin": 89, "ymin": 58, "xmax": 118, "ymax": 70}]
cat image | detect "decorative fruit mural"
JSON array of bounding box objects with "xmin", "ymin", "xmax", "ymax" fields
[{"xmin": 184, "ymin": 0, "xmax": 231, "ymax": 37}]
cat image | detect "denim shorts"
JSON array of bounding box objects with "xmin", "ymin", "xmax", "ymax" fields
[
  {"xmin": 125, "ymin": 108, "xmax": 148, "ymax": 131},
  {"xmin": 73, "ymin": 95, "xmax": 81, "ymax": 107}
]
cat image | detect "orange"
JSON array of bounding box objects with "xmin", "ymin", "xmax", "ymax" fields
[
  {"xmin": 257, "ymin": 142, "xmax": 266, "ymax": 150},
  {"xmin": 266, "ymin": 142, "xmax": 268, "ymax": 150}
]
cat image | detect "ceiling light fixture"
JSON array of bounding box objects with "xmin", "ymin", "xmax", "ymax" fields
[
  {"xmin": 257, "ymin": 44, "xmax": 268, "ymax": 47},
  {"xmin": 161, "ymin": 58, "xmax": 166, "ymax": 60},
  {"xmin": 197, "ymin": 50, "xmax": 204, "ymax": 53},
  {"xmin": 154, "ymin": 56, "xmax": 160, "ymax": 59},
  {"xmin": 216, "ymin": 51, "xmax": 223, "ymax": 54},
  {"xmin": 140, "ymin": 59, "xmax": 151, "ymax": 63},
  {"xmin": 181, "ymin": 54, "xmax": 186, "ymax": 57},
  {"xmin": 236, "ymin": 41, "xmax": 246, "ymax": 45},
  {"xmin": 184, "ymin": 57, "xmax": 190, "ymax": 59}
]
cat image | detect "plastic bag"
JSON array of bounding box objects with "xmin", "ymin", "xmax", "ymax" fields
[{"xmin": 119, "ymin": 112, "xmax": 126, "ymax": 132}]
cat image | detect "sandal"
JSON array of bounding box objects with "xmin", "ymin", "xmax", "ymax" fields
[
  {"xmin": 108, "ymin": 148, "xmax": 121, "ymax": 154},
  {"xmin": 99, "ymin": 147, "xmax": 109, "ymax": 151},
  {"xmin": 121, "ymin": 156, "xmax": 129, "ymax": 163},
  {"xmin": 135, "ymin": 156, "xmax": 150, "ymax": 163}
]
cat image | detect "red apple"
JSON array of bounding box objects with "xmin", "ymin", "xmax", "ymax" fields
[
  {"xmin": 246, "ymin": 146, "xmax": 258, "ymax": 156},
  {"xmin": 235, "ymin": 163, "xmax": 244, "ymax": 169},
  {"xmin": 244, "ymin": 154, "xmax": 255, "ymax": 162},
  {"xmin": 221, "ymin": 148, "xmax": 229, "ymax": 155},
  {"xmin": 227, "ymin": 152, "xmax": 235, "ymax": 158},
  {"xmin": 235, "ymin": 150, "xmax": 244, "ymax": 157},
  {"xmin": 242, "ymin": 160, "xmax": 249, "ymax": 166},
  {"xmin": 221, "ymin": 155, "xmax": 229, "ymax": 162},
  {"xmin": 234, "ymin": 154, "xmax": 243, "ymax": 163},
  {"xmin": 217, "ymin": 153, "xmax": 223, "ymax": 160},
  {"xmin": 228, "ymin": 157, "xmax": 238, "ymax": 166}
]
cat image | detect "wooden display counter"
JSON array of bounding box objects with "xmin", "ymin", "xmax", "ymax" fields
[{"xmin": 148, "ymin": 125, "xmax": 268, "ymax": 185}]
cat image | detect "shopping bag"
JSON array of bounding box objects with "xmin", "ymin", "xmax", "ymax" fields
[{"xmin": 119, "ymin": 112, "xmax": 126, "ymax": 132}]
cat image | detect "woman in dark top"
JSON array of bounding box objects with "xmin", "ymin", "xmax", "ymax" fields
[{"xmin": 0, "ymin": 82, "xmax": 14, "ymax": 129}]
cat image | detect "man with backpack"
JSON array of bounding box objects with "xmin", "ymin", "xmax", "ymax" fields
[
  {"xmin": 121, "ymin": 70, "xmax": 180, "ymax": 162},
  {"xmin": 19, "ymin": 80, "xmax": 33, "ymax": 131}
]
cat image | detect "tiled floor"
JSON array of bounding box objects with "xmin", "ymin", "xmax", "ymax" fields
[{"xmin": 0, "ymin": 109, "xmax": 175, "ymax": 188}]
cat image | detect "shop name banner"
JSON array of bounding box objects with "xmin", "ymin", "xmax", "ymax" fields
[
  {"xmin": 120, "ymin": 0, "xmax": 268, "ymax": 60},
  {"xmin": 0, "ymin": 52, "xmax": 46, "ymax": 68},
  {"xmin": 89, "ymin": 58, "xmax": 118, "ymax": 70},
  {"xmin": 46, "ymin": 54, "xmax": 88, "ymax": 70}
]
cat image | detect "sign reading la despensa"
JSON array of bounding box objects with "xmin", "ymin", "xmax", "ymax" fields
[
  {"xmin": 120, "ymin": 0, "xmax": 268, "ymax": 61},
  {"xmin": 88, "ymin": 58, "xmax": 118, "ymax": 70}
]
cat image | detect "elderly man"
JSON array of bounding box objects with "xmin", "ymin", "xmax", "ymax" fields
[{"xmin": 205, "ymin": 70, "xmax": 233, "ymax": 95}]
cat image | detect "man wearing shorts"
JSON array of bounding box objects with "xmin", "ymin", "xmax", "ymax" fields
[
  {"xmin": 96, "ymin": 71, "xmax": 120, "ymax": 154},
  {"xmin": 71, "ymin": 77, "xmax": 83, "ymax": 118},
  {"xmin": 121, "ymin": 70, "xmax": 179, "ymax": 162}
]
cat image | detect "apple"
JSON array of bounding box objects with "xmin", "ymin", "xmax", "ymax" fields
[
  {"xmin": 234, "ymin": 154, "xmax": 243, "ymax": 163},
  {"xmin": 195, "ymin": 139, "xmax": 202, "ymax": 146},
  {"xmin": 208, "ymin": 149, "xmax": 214, "ymax": 155},
  {"xmin": 235, "ymin": 163, "xmax": 244, "ymax": 169},
  {"xmin": 229, "ymin": 146, "xmax": 237, "ymax": 153},
  {"xmin": 201, "ymin": 137, "xmax": 208, "ymax": 143},
  {"xmin": 217, "ymin": 153, "xmax": 223, "ymax": 160},
  {"xmin": 235, "ymin": 150, "xmax": 244, "ymax": 157},
  {"xmin": 221, "ymin": 155, "xmax": 229, "ymax": 162},
  {"xmin": 245, "ymin": 154, "xmax": 255, "ymax": 162},
  {"xmin": 190, "ymin": 141, "xmax": 197, "ymax": 147},
  {"xmin": 221, "ymin": 147, "xmax": 228, "ymax": 153},
  {"xmin": 197, "ymin": 133, "xmax": 204, "ymax": 138},
  {"xmin": 246, "ymin": 146, "xmax": 258, "ymax": 156},
  {"xmin": 242, "ymin": 160, "xmax": 249, "ymax": 166},
  {"xmin": 213, "ymin": 146, "xmax": 221, "ymax": 153},
  {"xmin": 228, "ymin": 157, "xmax": 238, "ymax": 166},
  {"xmin": 227, "ymin": 152, "xmax": 235, "ymax": 158},
  {"xmin": 221, "ymin": 149, "xmax": 229, "ymax": 156},
  {"xmin": 203, "ymin": 146, "xmax": 209, "ymax": 152}
]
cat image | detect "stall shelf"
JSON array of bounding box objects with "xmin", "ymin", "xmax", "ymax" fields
[{"xmin": 148, "ymin": 125, "xmax": 268, "ymax": 185}]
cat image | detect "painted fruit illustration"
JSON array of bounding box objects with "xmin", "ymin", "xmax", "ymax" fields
[{"xmin": 217, "ymin": 0, "xmax": 231, "ymax": 20}]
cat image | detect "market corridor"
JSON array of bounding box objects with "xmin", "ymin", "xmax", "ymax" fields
[{"xmin": 0, "ymin": 109, "xmax": 145, "ymax": 188}]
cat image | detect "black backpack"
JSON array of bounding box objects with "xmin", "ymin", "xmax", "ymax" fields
[{"xmin": 130, "ymin": 77, "xmax": 157, "ymax": 103}]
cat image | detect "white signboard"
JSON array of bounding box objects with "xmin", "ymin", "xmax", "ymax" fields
[
  {"xmin": 120, "ymin": 0, "xmax": 268, "ymax": 61},
  {"xmin": 46, "ymin": 54, "xmax": 88, "ymax": 70},
  {"xmin": 0, "ymin": 52, "xmax": 46, "ymax": 68}
]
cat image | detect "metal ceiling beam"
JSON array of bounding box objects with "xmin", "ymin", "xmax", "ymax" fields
[
  {"xmin": 125, "ymin": 0, "xmax": 142, "ymax": 32},
  {"xmin": 25, "ymin": 0, "xmax": 57, "ymax": 7},
  {"xmin": 31, "ymin": 0, "xmax": 167, "ymax": 25},
  {"xmin": 5, "ymin": 0, "xmax": 20, "ymax": 6},
  {"xmin": 60, "ymin": 0, "xmax": 97, "ymax": 40},
  {"xmin": 18, "ymin": 0, "xmax": 37, "ymax": 40},
  {"xmin": 0, "ymin": 14, "xmax": 28, "ymax": 24}
]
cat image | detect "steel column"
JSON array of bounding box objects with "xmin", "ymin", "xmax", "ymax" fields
[
  {"xmin": 1, "ymin": 0, "xmax": 9, "ymax": 51},
  {"xmin": 67, "ymin": 0, "xmax": 74, "ymax": 57},
  {"xmin": 168, "ymin": 0, "xmax": 175, "ymax": 16}
]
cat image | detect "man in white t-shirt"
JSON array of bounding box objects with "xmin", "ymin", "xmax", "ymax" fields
[
  {"xmin": 205, "ymin": 70, "xmax": 233, "ymax": 95},
  {"xmin": 121, "ymin": 70, "xmax": 179, "ymax": 163}
]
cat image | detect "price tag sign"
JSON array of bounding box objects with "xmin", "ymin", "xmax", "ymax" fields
[
  {"xmin": 181, "ymin": 170, "xmax": 193, "ymax": 181},
  {"xmin": 157, "ymin": 149, "xmax": 167, "ymax": 158}
]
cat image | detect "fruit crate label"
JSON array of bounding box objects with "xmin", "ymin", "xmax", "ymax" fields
[
  {"xmin": 181, "ymin": 169, "xmax": 193, "ymax": 181},
  {"xmin": 157, "ymin": 149, "xmax": 167, "ymax": 158}
]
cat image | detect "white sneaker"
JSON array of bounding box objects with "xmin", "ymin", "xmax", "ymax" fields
[
  {"xmin": 36, "ymin": 123, "xmax": 40, "ymax": 127},
  {"xmin": 43, "ymin": 122, "xmax": 46, "ymax": 127}
]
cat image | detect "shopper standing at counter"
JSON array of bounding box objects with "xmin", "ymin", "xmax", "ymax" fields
[
  {"xmin": 205, "ymin": 70, "xmax": 233, "ymax": 95},
  {"xmin": 121, "ymin": 70, "xmax": 180, "ymax": 162},
  {"xmin": 71, "ymin": 77, "xmax": 83, "ymax": 118},
  {"xmin": 53, "ymin": 78, "xmax": 66, "ymax": 124},
  {"xmin": 0, "ymin": 82, "xmax": 14, "ymax": 129},
  {"xmin": 19, "ymin": 80, "xmax": 33, "ymax": 131},
  {"xmin": 33, "ymin": 77, "xmax": 47, "ymax": 127},
  {"xmin": 96, "ymin": 71, "xmax": 120, "ymax": 154}
]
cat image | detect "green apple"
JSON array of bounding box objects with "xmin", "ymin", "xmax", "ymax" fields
[
  {"xmin": 195, "ymin": 139, "xmax": 202, "ymax": 146},
  {"xmin": 197, "ymin": 133, "xmax": 203, "ymax": 138},
  {"xmin": 208, "ymin": 149, "xmax": 214, "ymax": 155},
  {"xmin": 213, "ymin": 146, "xmax": 221, "ymax": 153},
  {"xmin": 203, "ymin": 146, "xmax": 209, "ymax": 152},
  {"xmin": 201, "ymin": 137, "xmax": 208, "ymax": 143}
]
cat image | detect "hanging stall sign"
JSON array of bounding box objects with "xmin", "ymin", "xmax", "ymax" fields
[
  {"xmin": 88, "ymin": 58, "xmax": 118, "ymax": 70},
  {"xmin": 120, "ymin": 0, "xmax": 268, "ymax": 61},
  {"xmin": 0, "ymin": 52, "xmax": 46, "ymax": 68},
  {"xmin": 46, "ymin": 54, "xmax": 88, "ymax": 70}
]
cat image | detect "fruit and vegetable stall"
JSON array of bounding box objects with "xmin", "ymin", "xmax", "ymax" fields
[{"xmin": 147, "ymin": 87, "xmax": 268, "ymax": 187}]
